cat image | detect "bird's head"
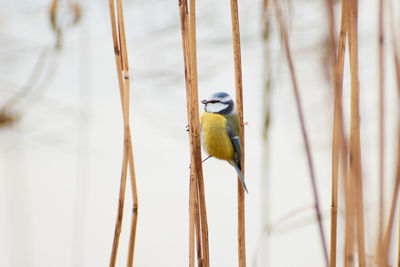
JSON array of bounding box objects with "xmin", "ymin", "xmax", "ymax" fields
[{"xmin": 201, "ymin": 92, "xmax": 236, "ymax": 115}]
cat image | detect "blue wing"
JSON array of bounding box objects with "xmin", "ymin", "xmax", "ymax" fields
[
  {"xmin": 226, "ymin": 121, "xmax": 248, "ymax": 193},
  {"xmin": 226, "ymin": 121, "xmax": 241, "ymax": 166}
]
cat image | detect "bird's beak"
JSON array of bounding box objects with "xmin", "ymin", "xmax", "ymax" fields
[{"xmin": 201, "ymin": 99, "xmax": 207, "ymax": 105}]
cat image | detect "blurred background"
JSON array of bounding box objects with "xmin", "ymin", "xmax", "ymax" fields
[{"xmin": 0, "ymin": 0, "xmax": 399, "ymax": 266}]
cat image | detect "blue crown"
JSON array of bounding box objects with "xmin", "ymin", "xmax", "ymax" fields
[{"xmin": 212, "ymin": 92, "xmax": 230, "ymax": 99}]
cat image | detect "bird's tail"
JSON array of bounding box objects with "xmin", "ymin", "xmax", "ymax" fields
[{"xmin": 229, "ymin": 160, "xmax": 248, "ymax": 193}]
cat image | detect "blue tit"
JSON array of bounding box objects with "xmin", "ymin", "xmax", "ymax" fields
[{"xmin": 200, "ymin": 92, "xmax": 248, "ymax": 193}]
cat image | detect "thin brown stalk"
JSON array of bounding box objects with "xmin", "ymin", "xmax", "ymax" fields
[
  {"xmin": 189, "ymin": 168, "xmax": 196, "ymax": 267},
  {"xmin": 347, "ymin": 0, "xmax": 366, "ymax": 265},
  {"xmin": 194, "ymin": 179, "xmax": 203, "ymax": 264},
  {"xmin": 330, "ymin": 83, "xmax": 339, "ymax": 267},
  {"xmin": 381, "ymin": 127, "xmax": 400, "ymax": 265},
  {"xmin": 325, "ymin": 0, "xmax": 339, "ymax": 264},
  {"xmin": 188, "ymin": 0, "xmax": 210, "ymax": 265},
  {"xmin": 328, "ymin": 0, "xmax": 356, "ymax": 266},
  {"xmin": 178, "ymin": 0, "xmax": 210, "ymax": 266},
  {"xmin": 179, "ymin": 2, "xmax": 196, "ymax": 265},
  {"xmin": 391, "ymin": 5, "xmax": 400, "ymax": 265},
  {"xmin": 178, "ymin": 2, "xmax": 196, "ymax": 266},
  {"xmin": 229, "ymin": 0, "xmax": 246, "ymax": 266},
  {"xmin": 127, "ymin": 135, "xmax": 139, "ymax": 267},
  {"xmin": 272, "ymin": 0, "xmax": 329, "ymax": 266},
  {"xmin": 378, "ymin": 0, "xmax": 385, "ymax": 248},
  {"xmin": 344, "ymin": 164, "xmax": 356, "ymax": 267},
  {"xmin": 108, "ymin": 0, "xmax": 138, "ymax": 266},
  {"xmin": 109, "ymin": 134, "xmax": 129, "ymax": 267},
  {"xmin": 380, "ymin": 3, "xmax": 400, "ymax": 265},
  {"xmin": 376, "ymin": 0, "xmax": 386, "ymax": 264},
  {"xmin": 108, "ymin": 1, "xmax": 126, "ymax": 265}
]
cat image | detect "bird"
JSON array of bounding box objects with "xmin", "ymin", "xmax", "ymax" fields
[{"xmin": 200, "ymin": 92, "xmax": 248, "ymax": 193}]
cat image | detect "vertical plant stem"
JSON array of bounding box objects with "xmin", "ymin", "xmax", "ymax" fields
[
  {"xmin": 329, "ymin": 1, "xmax": 356, "ymax": 266},
  {"xmin": 109, "ymin": 134, "xmax": 129, "ymax": 267},
  {"xmin": 381, "ymin": 128, "xmax": 400, "ymax": 265},
  {"xmin": 108, "ymin": 1, "xmax": 126, "ymax": 266},
  {"xmin": 127, "ymin": 135, "xmax": 139, "ymax": 267},
  {"xmin": 325, "ymin": 0, "xmax": 339, "ymax": 265},
  {"xmin": 347, "ymin": 0, "xmax": 366, "ymax": 265},
  {"xmin": 188, "ymin": 0, "xmax": 210, "ymax": 265},
  {"xmin": 178, "ymin": 3, "xmax": 197, "ymax": 265},
  {"xmin": 381, "ymin": 4, "xmax": 400, "ymax": 265},
  {"xmin": 179, "ymin": 2, "xmax": 196, "ymax": 265},
  {"xmin": 261, "ymin": 0, "xmax": 272, "ymax": 265},
  {"xmin": 178, "ymin": 0, "xmax": 210, "ymax": 266},
  {"xmin": 392, "ymin": 6, "xmax": 400, "ymax": 265},
  {"xmin": 116, "ymin": 1, "xmax": 139, "ymax": 264},
  {"xmin": 189, "ymin": 168, "xmax": 196, "ymax": 267},
  {"xmin": 272, "ymin": 0, "xmax": 329, "ymax": 266},
  {"xmin": 378, "ymin": 0, "xmax": 385, "ymax": 248},
  {"xmin": 194, "ymin": 180, "xmax": 203, "ymax": 264},
  {"xmin": 108, "ymin": 0, "xmax": 138, "ymax": 266},
  {"xmin": 330, "ymin": 82, "xmax": 339, "ymax": 267},
  {"xmin": 229, "ymin": 0, "xmax": 246, "ymax": 266},
  {"xmin": 376, "ymin": 0, "xmax": 386, "ymax": 264}
]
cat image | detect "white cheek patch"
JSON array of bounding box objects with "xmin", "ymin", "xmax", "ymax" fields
[{"xmin": 206, "ymin": 102, "xmax": 229, "ymax": 113}]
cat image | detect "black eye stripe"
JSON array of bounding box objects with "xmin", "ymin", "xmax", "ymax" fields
[{"xmin": 208, "ymin": 100, "xmax": 219, "ymax": 104}]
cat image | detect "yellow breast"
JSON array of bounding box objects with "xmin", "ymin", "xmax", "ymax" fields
[{"xmin": 200, "ymin": 112, "xmax": 234, "ymax": 160}]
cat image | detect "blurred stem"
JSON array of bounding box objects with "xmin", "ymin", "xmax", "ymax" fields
[
  {"xmin": 272, "ymin": 0, "xmax": 329, "ymax": 265},
  {"xmin": 380, "ymin": 1, "xmax": 400, "ymax": 265},
  {"xmin": 261, "ymin": 0, "xmax": 272, "ymax": 265},
  {"xmin": 347, "ymin": 0, "xmax": 366, "ymax": 265},
  {"xmin": 378, "ymin": 0, "xmax": 385, "ymax": 252}
]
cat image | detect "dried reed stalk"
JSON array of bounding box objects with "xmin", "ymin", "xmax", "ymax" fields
[
  {"xmin": 380, "ymin": 129, "xmax": 400, "ymax": 265},
  {"xmin": 189, "ymin": 168, "xmax": 196, "ymax": 267},
  {"xmin": 325, "ymin": 0, "xmax": 349, "ymax": 264},
  {"xmin": 392, "ymin": 6, "xmax": 400, "ymax": 265},
  {"xmin": 188, "ymin": 0, "xmax": 210, "ymax": 264},
  {"xmin": 328, "ymin": 1, "xmax": 356, "ymax": 266},
  {"xmin": 272, "ymin": 0, "xmax": 329, "ymax": 265},
  {"xmin": 229, "ymin": 0, "xmax": 246, "ymax": 266},
  {"xmin": 379, "ymin": 3, "xmax": 400, "ymax": 265},
  {"xmin": 178, "ymin": 0, "xmax": 210, "ymax": 266},
  {"xmin": 378, "ymin": 0, "xmax": 385, "ymax": 246},
  {"xmin": 261, "ymin": 0, "xmax": 272, "ymax": 265},
  {"xmin": 376, "ymin": 0, "xmax": 386, "ymax": 264},
  {"xmin": 108, "ymin": 0, "xmax": 139, "ymax": 266},
  {"xmin": 347, "ymin": 0, "xmax": 366, "ymax": 265},
  {"xmin": 325, "ymin": 0, "xmax": 338, "ymax": 265},
  {"xmin": 178, "ymin": 3, "xmax": 197, "ymax": 266}
]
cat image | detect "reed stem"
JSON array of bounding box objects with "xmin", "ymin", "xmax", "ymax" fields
[
  {"xmin": 178, "ymin": 0, "xmax": 210, "ymax": 266},
  {"xmin": 229, "ymin": 0, "xmax": 246, "ymax": 266},
  {"xmin": 108, "ymin": 0, "xmax": 138, "ymax": 266},
  {"xmin": 325, "ymin": 0, "xmax": 339, "ymax": 265},
  {"xmin": 347, "ymin": 0, "xmax": 366, "ymax": 265},
  {"xmin": 272, "ymin": 0, "xmax": 329, "ymax": 265},
  {"xmin": 380, "ymin": 3, "xmax": 400, "ymax": 265},
  {"xmin": 378, "ymin": 0, "xmax": 385, "ymax": 248}
]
